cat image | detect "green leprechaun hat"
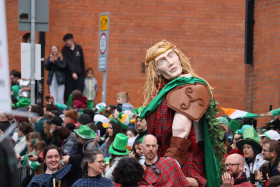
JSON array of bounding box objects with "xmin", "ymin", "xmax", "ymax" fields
[
  {"xmin": 217, "ymin": 117, "xmax": 229, "ymax": 126},
  {"xmin": 109, "ymin": 133, "xmax": 129, "ymax": 156},
  {"xmin": 236, "ymin": 126, "xmax": 262, "ymax": 154},
  {"xmin": 74, "ymin": 125, "xmax": 96, "ymax": 139},
  {"xmin": 228, "ymin": 119, "xmax": 243, "ymax": 133},
  {"xmin": 117, "ymin": 112, "xmax": 130, "ymax": 130}
]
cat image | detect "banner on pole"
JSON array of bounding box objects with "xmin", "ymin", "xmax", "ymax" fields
[{"xmin": 0, "ymin": 0, "xmax": 11, "ymax": 112}]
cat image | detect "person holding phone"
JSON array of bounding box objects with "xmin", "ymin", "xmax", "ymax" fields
[{"xmin": 255, "ymin": 140, "xmax": 280, "ymax": 185}]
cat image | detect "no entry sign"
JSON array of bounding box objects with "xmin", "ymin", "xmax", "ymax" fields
[{"xmin": 99, "ymin": 33, "xmax": 107, "ymax": 55}]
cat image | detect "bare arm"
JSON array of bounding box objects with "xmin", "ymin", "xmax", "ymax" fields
[{"xmin": 172, "ymin": 112, "xmax": 192, "ymax": 139}]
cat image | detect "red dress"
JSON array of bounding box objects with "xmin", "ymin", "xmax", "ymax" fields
[{"xmin": 146, "ymin": 96, "xmax": 207, "ymax": 186}]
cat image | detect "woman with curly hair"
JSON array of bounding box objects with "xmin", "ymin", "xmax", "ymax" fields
[{"xmin": 113, "ymin": 157, "xmax": 144, "ymax": 186}]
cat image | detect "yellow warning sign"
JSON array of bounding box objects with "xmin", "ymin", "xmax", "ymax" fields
[{"xmin": 100, "ymin": 15, "xmax": 108, "ymax": 31}]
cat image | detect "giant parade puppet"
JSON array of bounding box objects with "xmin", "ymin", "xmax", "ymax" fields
[{"xmin": 140, "ymin": 40, "xmax": 224, "ymax": 186}]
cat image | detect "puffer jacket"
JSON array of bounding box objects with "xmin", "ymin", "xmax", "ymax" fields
[
  {"xmin": 45, "ymin": 56, "xmax": 67, "ymax": 85},
  {"xmin": 62, "ymin": 132, "xmax": 78, "ymax": 155}
]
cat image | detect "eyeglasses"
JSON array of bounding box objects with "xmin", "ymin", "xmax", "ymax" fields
[
  {"xmin": 151, "ymin": 165, "xmax": 161, "ymax": 175},
  {"xmin": 262, "ymin": 149, "xmax": 271, "ymax": 153},
  {"xmin": 95, "ymin": 160, "xmax": 106, "ymax": 164},
  {"xmin": 223, "ymin": 163, "xmax": 241, "ymax": 168}
]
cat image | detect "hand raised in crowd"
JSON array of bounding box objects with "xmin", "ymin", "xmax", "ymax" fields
[
  {"xmin": 93, "ymin": 135, "xmax": 100, "ymax": 147},
  {"xmin": 255, "ymin": 171, "xmax": 269, "ymax": 183},
  {"xmin": 129, "ymin": 151, "xmax": 135, "ymax": 158},
  {"xmin": 264, "ymin": 112, "xmax": 272, "ymax": 117},
  {"xmin": 222, "ymin": 172, "xmax": 234, "ymax": 187},
  {"xmin": 50, "ymin": 54, "xmax": 56, "ymax": 63},
  {"xmin": 28, "ymin": 154, "xmax": 38, "ymax": 162},
  {"xmin": 62, "ymin": 155, "xmax": 70, "ymax": 165},
  {"xmin": 15, "ymin": 153, "xmax": 21, "ymax": 160},
  {"xmin": 45, "ymin": 94, "xmax": 55, "ymax": 104},
  {"xmin": 72, "ymin": 73, "xmax": 78, "ymax": 80}
]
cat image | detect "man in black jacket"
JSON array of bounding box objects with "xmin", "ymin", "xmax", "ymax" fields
[
  {"xmin": 262, "ymin": 140, "xmax": 280, "ymax": 178},
  {"xmin": 62, "ymin": 33, "xmax": 86, "ymax": 100}
]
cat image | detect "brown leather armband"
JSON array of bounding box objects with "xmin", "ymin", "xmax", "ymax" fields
[
  {"xmin": 164, "ymin": 136, "xmax": 191, "ymax": 166},
  {"xmin": 167, "ymin": 83, "xmax": 211, "ymax": 122}
]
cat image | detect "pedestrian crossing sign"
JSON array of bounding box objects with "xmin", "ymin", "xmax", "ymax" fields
[{"xmin": 100, "ymin": 15, "xmax": 108, "ymax": 31}]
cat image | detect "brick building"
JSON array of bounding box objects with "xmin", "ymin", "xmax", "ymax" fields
[{"xmin": 5, "ymin": 0, "xmax": 280, "ymax": 126}]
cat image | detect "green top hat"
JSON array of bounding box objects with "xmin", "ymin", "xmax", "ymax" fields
[
  {"xmin": 109, "ymin": 133, "xmax": 129, "ymax": 156},
  {"xmin": 236, "ymin": 126, "xmax": 262, "ymax": 154},
  {"xmin": 217, "ymin": 117, "xmax": 229, "ymax": 126},
  {"xmin": 228, "ymin": 119, "xmax": 242, "ymax": 132},
  {"xmin": 74, "ymin": 125, "xmax": 96, "ymax": 139}
]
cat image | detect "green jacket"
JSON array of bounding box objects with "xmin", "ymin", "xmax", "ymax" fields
[
  {"xmin": 23, "ymin": 152, "xmax": 41, "ymax": 171},
  {"xmin": 270, "ymin": 108, "xmax": 280, "ymax": 117}
]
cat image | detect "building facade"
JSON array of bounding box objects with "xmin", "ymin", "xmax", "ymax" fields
[{"xmin": 5, "ymin": 0, "xmax": 280, "ymax": 126}]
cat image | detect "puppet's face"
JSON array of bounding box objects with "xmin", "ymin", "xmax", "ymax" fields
[{"xmin": 154, "ymin": 49, "xmax": 182, "ymax": 80}]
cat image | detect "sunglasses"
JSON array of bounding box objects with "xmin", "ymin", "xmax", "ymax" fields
[{"xmin": 151, "ymin": 165, "xmax": 161, "ymax": 175}]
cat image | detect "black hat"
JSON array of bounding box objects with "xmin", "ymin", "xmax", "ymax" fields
[
  {"xmin": 236, "ymin": 126, "xmax": 262, "ymax": 155},
  {"xmin": 63, "ymin": 33, "xmax": 73, "ymax": 41},
  {"xmin": 66, "ymin": 123, "xmax": 76, "ymax": 132},
  {"xmin": 50, "ymin": 116, "xmax": 63, "ymax": 127},
  {"xmin": 77, "ymin": 114, "xmax": 92, "ymax": 125}
]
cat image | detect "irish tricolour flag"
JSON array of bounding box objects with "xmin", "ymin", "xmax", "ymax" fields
[{"xmin": 220, "ymin": 107, "xmax": 261, "ymax": 119}]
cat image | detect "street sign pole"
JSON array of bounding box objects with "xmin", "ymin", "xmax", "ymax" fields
[
  {"xmin": 18, "ymin": 0, "xmax": 49, "ymax": 105},
  {"xmin": 98, "ymin": 13, "xmax": 109, "ymax": 103},
  {"xmin": 30, "ymin": 0, "xmax": 36, "ymax": 104},
  {"xmin": 102, "ymin": 70, "xmax": 107, "ymax": 103}
]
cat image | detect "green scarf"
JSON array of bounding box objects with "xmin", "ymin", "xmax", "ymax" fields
[
  {"xmin": 140, "ymin": 76, "xmax": 221, "ymax": 187},
  {"xmin": 140, "ymin": 77, "xmax": 206, "ymax": 119}
]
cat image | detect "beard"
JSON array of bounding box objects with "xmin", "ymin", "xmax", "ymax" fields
[
  {"xmin": 146, "ymin": 152, "xmax": 156, "ymax": 160},
  {"xmin": 231, "ymin": 171, "xmax": 239, "ymax": 179}
]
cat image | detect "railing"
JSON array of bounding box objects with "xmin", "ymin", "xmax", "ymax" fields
[{"xmin": 17, "ymin": 161, "xmax": 34, "ymax": 185}]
